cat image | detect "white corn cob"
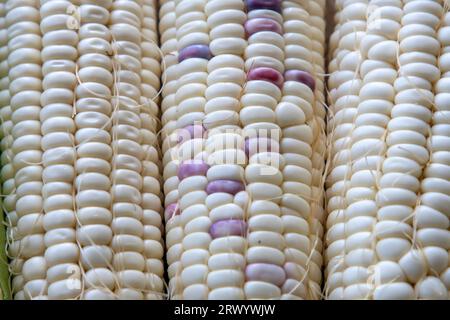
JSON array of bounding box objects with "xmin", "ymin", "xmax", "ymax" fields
[
  {"xmin": 164, "ymin": 0, "xmax": 327, "ymax": 300},
  {"xmin": 325, "ymin": 0, "xmax": 450, "ymax": 299},
  {"xmin": 0, "ymin": 0, "xmax": 165, "ymax": 300}
]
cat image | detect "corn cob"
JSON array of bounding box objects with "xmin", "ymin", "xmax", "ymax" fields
[
  {"xmin": 325, "ymin": 0, "xmax": 450, "ymax": 299},
  {"xmin": 0, "ymin": 0, "xmax": 165, "ymax": 300},
  {"xmin": 77, "ymin": 0, "xmax": 164, "ymax": 300},
  {"xmin": 163, "ymin": 0, "xmax": 327, "ymax": 300}
]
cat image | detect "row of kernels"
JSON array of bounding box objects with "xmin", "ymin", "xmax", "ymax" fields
[
  {"xmin": 377, "ymin": 0, "xmax": 444, "ymax": 300},
  {"xmin": 139, "ymin": 0, "xmax": 165, "ymax": 300},
  {"xmin": 75, "ymin": 0, "xmax": 115, "ymax": 300},
  {"xmin": 280, "ymin": 3, "xmax": 314, "ymax": 300},
  {"xmin": 1, "ymin": 3, "xmax": 22, "ymax": 300},
  {"xmin": 158, "ymin": 0, "xmax": 177, "ymax": 218},
  {"xmin": 305, "ymin": 0, "xmax": 327, "ymax": 247},
  {"xmin": 325, "ymin": 0, "xmax": 367, "ymax": 216},
  {"xmin": 203, "ymin": 0, "xmax": 247, "ymax": 300},
  {"xmin": 242, "ymin": 1, "xmax": 286, "ymax": 300},
  {"xmin": 325, "ymin": 0, "xmax": 367, "ymax": 224},
  {"xmin": 159, "ymin": 0, "xmax": 177, "ymax": 165},
  {"xmin": 109, "ymin": 0, "xmax": 150, "ymax": 300},
  {"xmin": 158, "ymin": 0, "xmax": 182, "ymax": 300},
  {"xmin": 324, "ymin": 0, "xmax": 368, "ymax": 300},
  {"xmin": 0, "ymin": 1, "xmax": 15, "ymax": 300},
  {"xmin": 0, "ymin": 1, "xmax": 10, "ymax": 300},
  {"xmin": 280, "ymin": 83, "xmax": 320, "ymax": 298},
  {"xmin": 170, "ymin": 0, "xmax": 210, "ymax": 299},
  {"xmin": 174, "ymin": 0, "xmax": 220, "ymax": 299},
  {"xmin": 140, "ymin": 0, "xmax": 160, "ymax": 115},
  {"xmin": 283, "ymin": 0, "xmax": 326, "ymax": 299},
  {"xmin": 376, "ymin": 0, "xmax": 449, "ymax": 300},
  {"xmin": 6, "ymin": 0, "xmax": 44, "ymax": 300},
  {"xmin": 40, "ymin": 0, "xmax": 80, "ymax": 300},
  {"xmin": 346, "ymin": 0, "xmax": 404, "ymax": 300},
  {"xmin": 430, "ymin": 9, "xmax": 450, "ymax": 298},
  {"xmin": 406, "ymin": 1, "xmax": 449, "ymax": 300}
]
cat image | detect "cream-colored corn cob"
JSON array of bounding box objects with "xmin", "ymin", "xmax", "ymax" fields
[
  {"xmin": 164, "ymin": 0, "xmax": 327, "ymax": 300},
  {"xmin": 0, "ymin": 0, "xmax": 165, "ymax": 300},
  {"xmin": 325, "ymin": 0, "xmax": 450, "ymax": 299}
]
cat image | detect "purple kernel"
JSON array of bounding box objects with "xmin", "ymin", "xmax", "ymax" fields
[
  {"xmin": 177, "ymin": 125, "xmax": 206, "ymax": 143},
  {"xmin": 178, "ymin": 44, "xmax": 212, "ymax": 62},
  {"xmin": 284, "ymin": 70, "xmax": 316, "ymax": 91},
  {"xmin": 209, "ymin": 219, "xmax": 247, "ymax": 239},
  {"xmin": 245, "ymin": 263, "xmax": 287, "ymax": 287},
  {"xmin": 178, "ymin": 160, "xmax": 210, "ymax": 181},
  {"xmin": 247, "ymin": 67, "xmax": 284, "ymax": 88},
  {"xmin": 206, "ymin": 180, "xmax": 245, "ymax": 195},
  {"xmin": 164, "ymin": 203, "xmax": 180, "ymax": 221},
  {"xmin": 244, "ymin": 18, "xmax": 283, "ymax": 36},
  {"xmin": 245, "ymin": 0, "xmax": 282, "ymax": 13}
]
